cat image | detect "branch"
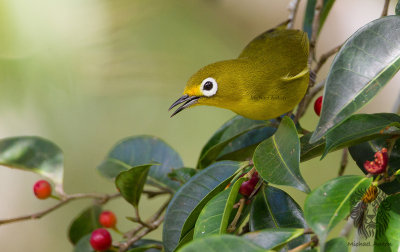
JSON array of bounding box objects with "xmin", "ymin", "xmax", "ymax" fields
[
  {"xmin": 314, "ymin": 43, "xmax": 343, "ymax": 74},
  {"xmin": 295, "ymin": 79, "xmax": 326, "ymax": 122},
  {"xmin": 0, "ymin": 192, "xmax": 120, "ymax": 225},
  {"xmin": 309, "ymin": 0, "xmax": 323, "ymax": 65},
  {"xmin": 287, "ymin": 0, "xmax": 302, "ymax": 29},
  {"xmin": 381, "ymin": 0, "xmax": 390, "ymax": 17},
  {"xmin": 338, "ymin": 148, "xmax": 349, "ymax": 176}
]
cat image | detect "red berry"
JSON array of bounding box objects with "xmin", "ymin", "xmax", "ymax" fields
[
  {"xmin": 99, "ymin": 211, "xmax": 117, "ymax": 228},
  {"xmin": 33, "ymin": 180, "xmax": 52, "ymax": 199},
  {"xmin": 363, "ymin": 148, "xmax": 388, "ymax": 175},
  {"xmin": 314, "ymin": 96, "xmax": 323, "ymax": 116},
  {"xmin": 239, "ymin": 172, "xmax": 260, "ymax": 197},
  {"xmin": 90, "ymin": 228, "xmax": 112, "ymax": 251}
]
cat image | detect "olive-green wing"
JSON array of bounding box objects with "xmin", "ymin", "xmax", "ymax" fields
[{"xmin": 238, "ymin": 28, "xmax": 309, "ymax": 75}]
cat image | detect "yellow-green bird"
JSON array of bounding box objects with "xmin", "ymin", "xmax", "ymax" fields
[{"xmin": 169, "ymin": 24, "xmax": 309, "ymax": 120}]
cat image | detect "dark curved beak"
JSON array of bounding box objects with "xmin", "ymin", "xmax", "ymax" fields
[{"xmin": 169, "ymin": 94, "xmax": 200, "ymax": 117}]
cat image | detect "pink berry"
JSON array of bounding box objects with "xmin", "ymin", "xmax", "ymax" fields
[
  {"xmin": 99, "ymin": 211, "xmax": 117, "ymax": 228},
  {"xmin": 314, "ymin": 96, "xmax": 323, "ymax": 116},
  {"xmin": 363, "ymin": 148, "xmax": 388, "ymax": 175},
  {"xmin": 33, "ymin": 180, "xmax": 52, "ymax": 199},
  {"xmin": 90, "ymin": 228, "xmax": 112, "ymax": 251}
]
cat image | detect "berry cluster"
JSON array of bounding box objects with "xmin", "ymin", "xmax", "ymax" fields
[{"xmin": 363, "ymin": 148, "xmax": 388, "ymax": 175}]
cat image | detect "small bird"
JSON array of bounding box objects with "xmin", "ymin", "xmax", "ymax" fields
[{"xmin": 169, "ymin": 23, "xmax": 309, "ymax": 120}]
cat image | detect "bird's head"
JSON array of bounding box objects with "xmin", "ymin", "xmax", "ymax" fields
[{"xmin": 169, "ymin": 60, "xmax": 245, "ymax": 117}]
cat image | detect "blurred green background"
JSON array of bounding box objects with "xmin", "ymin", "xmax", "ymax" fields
[{"xmin": 0, "ymin": 0, "xmax": 399, "ymax": 251}]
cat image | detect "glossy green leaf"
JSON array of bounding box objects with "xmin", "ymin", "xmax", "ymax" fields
[
  {"xmin": 253, "ymin": 116, "xmax": 310, "ymax": 193},
  {"xmin": 304, "ymin": 175, "xmax": 372, "ymax": 245},
  {"xmin": 193, "ymin": 177, "xmax": 245, "ymax": 238},
  {"xmin": 303, "ymin": 0, "xmax": 336, "ymax": 39},
  {"xmin": 163, "ymin": 161, "xmax": 241, "ymax": 252},
  {"xmin": 197, "ymin": 116, "xmax": 273, "ymax": 169},
  {"xmin": 178, "ymin": 235, "xmax": 267, "ymax": 252},
  {"xmin": 374, "ymin": 194, "xmax": 400, "ymax": 252},
  {"xmin": 244, "ymin": 228, "xmax": 305, "ymax": 250},
  {"xmin": 115, "ymin": 164, "xmax": 153, "ymax": 208},
  {"xmin": 0, "ymin": 136, "xmax": 63, "ymax": 185},
  {"xmin": 97, "ymin": 136, "xmax": 182, "ymax": 191},
  {"xmin": 311, "ymin": 16, "xmax": 400, "ymax": 143},
  {"xmin": 69, "ymin": 205, "xmax": 102, "ymax": 245},
  {"xmin": 323, "ymin": 113, "xmax": 400, "ymax": 157},
  {"xmin": 325, "ymin": 237, "xmax": 348, "ymax": 252},
  {"xmin": 300, "ymin": 133, "xmax": 326, "ymax": 162},
  {"xmin": 250, "ymin": 185, "xmax": 308, "ymax": 249},
  {"xmin": 74, "ymin": 234, "xmax": 113, "ymax": 252},
  {"xmin": 126, "ymin": 239, "xmax": 162, "ymax": 252},
  {"xmin": 349, "ymin": 137, "xmax": 400, "ymax": 194},
  {"xmin": 167, "ymin": 167, "xmax": 197, "ymax": 185},
  {"xmin": 396, "ymin": 0, "xmax": 400, "ymax": 16}
]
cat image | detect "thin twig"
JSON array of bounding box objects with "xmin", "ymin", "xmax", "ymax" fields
[
  {"xmin": 314, "ymin": 43, "xmax": 343, "ymax": 74},
  {"xmin": 142, "ymin": 190, "xmax": 170, "ymax": 199},
  {"xmin": 287, "ymin": 0, "xmax": 302, "ymax": 29},
  {"xmin": 340, "ymin": 216, "xmax": 354, "ymax": 238},
  {"xmin": 227, "ymin": 198, "xmax": 245, "ymax": 232},
  {"xmin": 308, "ymin": 0, "xmax": 324, "ymax": 66},
  {"xmin": 0, "ymin": 192, "xmax": 120, "ymax": 225},
  {"xmin": 338, "ymin": 148, "xmax": 349, "ymax": 176},
  {"xmin": 295, "ymin": 79, "xmax": 326, "ymax": 121},
  {"xmin": 288, "ymin": 240, "xmax": 313, "ymax": 252},
  {"xmin": 381, "ymin": 0, "xmax": 390, "ymax": 17}
]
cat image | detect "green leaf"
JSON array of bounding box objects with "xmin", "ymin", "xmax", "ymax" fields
[
  {"xmin": 115, "ymin": 164, "xmax": 153, "ymax": 208},
  {"xmin": 0, "ymin": 136, "xmax": 63, "ymax": 185},
  {"xmin": 244, "ymin": 228, "xmax": 305, "ymax": 250},
  {"xmin": 304, "ymin": 175, "xmax": 371, "ymax": 246},
  {"xmin": 396, "ymin": 0, "xmax": 400, "ymax": 16},
  {"xmin": 250, "ymin": 185, "xmax": 308, "ymax": 249},
  {"xmin": 323, "ymin": 113, "xmax": 400, "ymax": 157},
  {"xmin": 374, "ymin": 194, "xmax": 400, "ymax": 252},
  {"xmin": 97, "ymin": 135, "xmax": 183, "ymax": 191},
  {"xmin": 300, "ymin": 133, "xmax": 326, "ymax": 162},
  {"xmin": 69, "ymin": 205, "xmax": 102, "ymax": 245},
  {"xmin": 349, "ymin": 137, "xmax": 400, "ymax": 194},
  {"xmin": 253, "ymin": 116, "xmax": 310, "ymax": 193},
  {"xmin": 197, "ymin": 116, "xmax": 274, "ymax": 169},
  {"xmin": 325, "ymin": 237, "xmax": 348, "ymax": 252},
  {"xmin": 311, "ymin": 16, "xmax": 400, "ymax": 143},
  {"xmin": 193, "ymin": 177, "xmax": 245, "ymax": 238},
  {"xmin": 303, "ymin": 0, "xmax": 336, "ymax": 39},
  {"xmin": 163, "ymin": 161, "xmax": 241, "ymax": 252},
  {"xmin": 178, "ymin": 235, "xmax": 267, "ymax": 252},
  {"xmin": 74, "ymin": 234, "xmax": 113, "ymax": 252},
  {"xmin": 167, "ymin": 167, "xmax": 197, "ymax": 185}
]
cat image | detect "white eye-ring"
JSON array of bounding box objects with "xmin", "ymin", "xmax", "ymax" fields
[{"xmin": 200, "ymin": 77, "xmax": 218, "ymax": 97}]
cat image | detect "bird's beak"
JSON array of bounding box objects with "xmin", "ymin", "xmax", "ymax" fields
[{"xmin": 169, "ymin": 94, "xmax": 200, "ymax": 117}]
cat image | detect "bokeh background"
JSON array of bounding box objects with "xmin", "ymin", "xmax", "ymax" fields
[{"xmin": 0, "ymin": 0, "xmax": 399, "ymax": 251}]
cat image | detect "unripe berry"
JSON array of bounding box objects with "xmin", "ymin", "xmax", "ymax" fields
[
  {"xmin": 90, "ymin": 228, "xmax": 112, "ymax": 251},
  {"xmin": 33, "ymin": 180, "xmax": 52, "ymax": 199},
  {"xmin": 314, "ymin": 96, "xmax": 323, "ymax": 116},
  {"xmin": 99, "ymin": 211, "xmax": 117, "ymax": 228}
]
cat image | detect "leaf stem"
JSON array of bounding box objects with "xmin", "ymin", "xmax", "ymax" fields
[{"xmin": 227, "ymin": 198, "xmax": 245, "ymax": 233}]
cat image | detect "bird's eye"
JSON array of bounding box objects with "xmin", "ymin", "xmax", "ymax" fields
[{"xmin": 200, "ymin": 77, "xmax": 218, "ymax": 97}]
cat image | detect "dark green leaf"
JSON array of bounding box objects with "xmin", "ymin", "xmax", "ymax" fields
[
  {"xmin": 311, "ymin": 16, "xmax": 400, "ymax": 143},
  {"xmin": 304, "ymin": 175, "xmax": 371, "ymax": 245},
  {"xmin": 74, "ymin": 234, "xmax": 113, "ymax": 252},
  {"xmin": 197, "ymin": 116, "xmax": 273, "ymax": 169},
  {"xmin": 178, "ymin": 235, "xmax": 267, "ymax": 252},
  {"xmin": 97, "ymin": 136, "xmax": 182, "ymax": 191},
  {"xmin": 325, "ymin": 237, "xmax": 348, "ymax": 252},
  {"xmin": 396, "ymin": 0, "xmax": 400, "ymax": 16},
  {"xmin": 163, "ymin": 161, "xmax": 241, "ymax": 252},
  {"xmin": 253, "ymin": 116, "xmax": 310, "ymax": 193},
  {"xmin": 0, "ymin": 136, "xmax": 63, "ymax": 186},
  {"xmin": 349, "ymin": 137, "xmax": 400, "ymax": 194},
  {"xmin": 303, "ymin": 0, "xmax": 336, "ymax": 39},
  {"xmin": 374, "ymin": 194, "xmax": 400, "ymax": 252},
  {"xmin": 250, "ymin": 185, "xmax": 308, "ymax": 249},
  {"xmin": 115, "ymin": 164, "xmax": 153, "ymax": 208},
  {"xmin": 244, "ymin": 228, "xmax": 305, "ymax": 250},
  {"xmin": 300, "ymin": 133, "xmax": 326, "ymax": 162},
  {"xmin": 167, "ymin": 167, "xmax": 197, "ymax": 185},
  {"xmin": 193, "ymin": 177, "xmax": 245, "ymax": 238},
  {"xmin": 69, "ymin": 205, "xmax": 102, "ymax": 245},
  {"xmin": 323, "ymin": 113, "xmax": 400, "ymax": 157}
]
